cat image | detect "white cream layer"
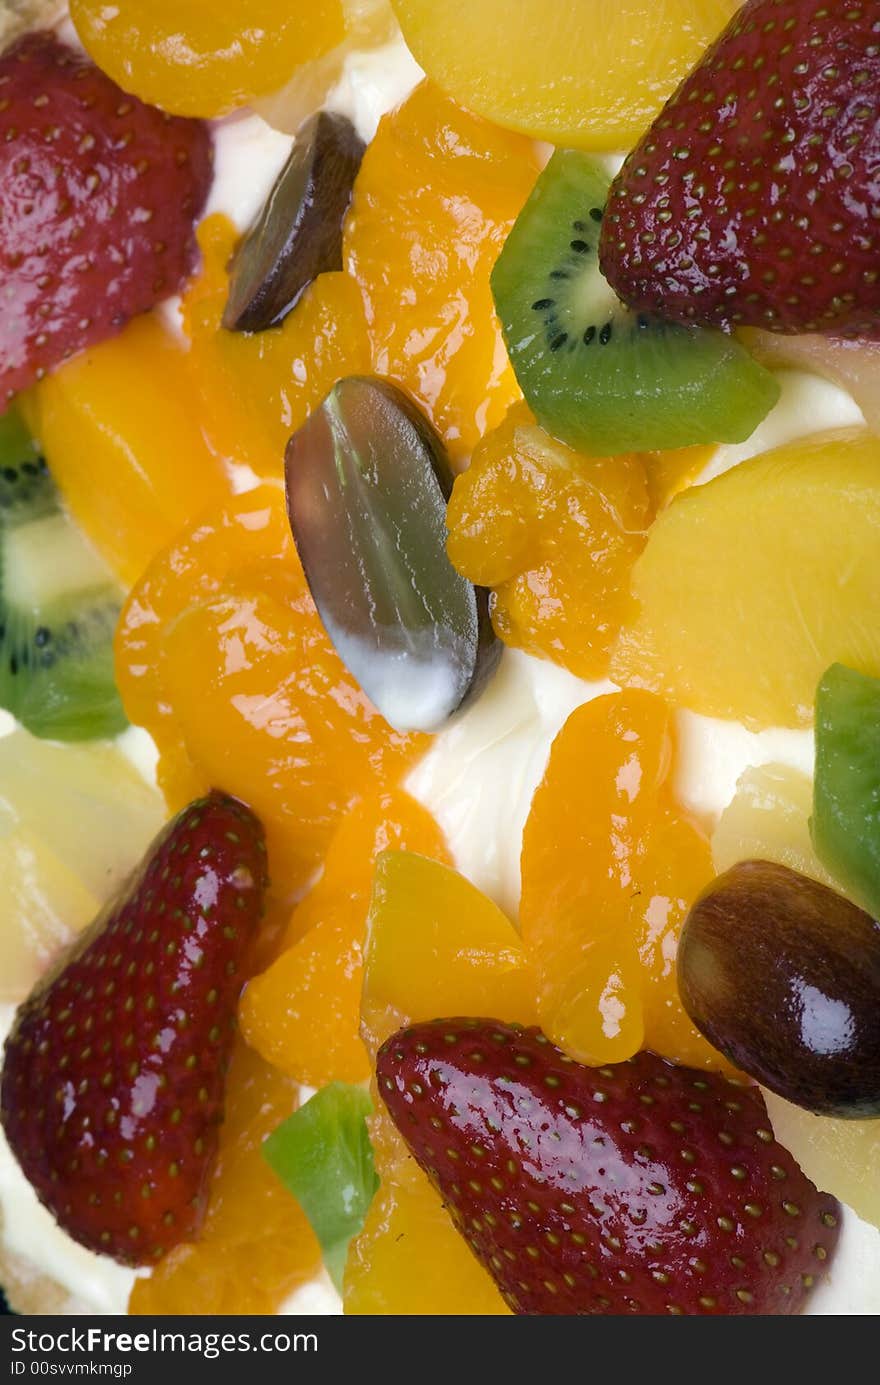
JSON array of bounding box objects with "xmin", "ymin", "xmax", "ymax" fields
[{"xmin": 1, "ymin": 19, "xmax": 878, "ymax": 1320}]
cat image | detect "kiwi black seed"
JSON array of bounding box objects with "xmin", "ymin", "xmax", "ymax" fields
[
  {"xmin": 0, "ymin": 409, "xmax": 127, "ymax": 741},
  {"xmin": 491, "ymin": 150, "xmax": 780, "ymax": 456}
]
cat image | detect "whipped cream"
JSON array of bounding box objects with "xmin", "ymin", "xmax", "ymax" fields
[{"xmin": 1, "ymin": 12, "xmax": 877, "ymax": 1320}]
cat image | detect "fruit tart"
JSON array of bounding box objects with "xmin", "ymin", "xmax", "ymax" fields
[{"xmin": 0, "ymin": 0, "xmax": 879, "ymax": 1318}]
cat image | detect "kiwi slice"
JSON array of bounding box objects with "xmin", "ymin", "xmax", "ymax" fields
[
  {"xmin": 0, "ymin": 409, "xmax": 127, "ymax": 741},
  {"xmin": 491, "ymin": 151, "xmax": 780, "ymax": 455}
]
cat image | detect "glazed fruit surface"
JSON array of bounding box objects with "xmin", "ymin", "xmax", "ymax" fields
[
  {"xmin": 24, "ymin": 315, "xmax": 233, "ymax": 587},
  {"xmin": 710, "ymin": 767, "xmax": 880, "ymax": 1231},
  {"xmin": 240, "ymin": 792, "xmax": 449, "ymax": 1087},
  {"xmin": 447, "ymin": 405, "xmax": 650, "ymax": 679},
  {"xmin": 114, "ymin": 487, "xmax": 426, "ymax": 901},
  {"xmin": 70, "ymin": 0, "xmax": 347, "ymax": 118},
  {"xmin": 342, "ymin": 82, "xmax": 540, "ymax": 465},
  {"xmin": 2, "ymin": 0, "xmax": 879, "ymax": 1323},
  {"xmin": 184, "ymin": 217, "xmax": 371, "ymax": 478},
  {"xmin": 391, "ymin": 0, "xmax": 738, "ymax": 150},
  {"xmin": 346, "ymin": 851, "xmax": 536, "ymax": 1314},
  {"xmin": 185, "ymin": 83, "xmax": 537, "ymax": 475},
  {"xmin": 521, "ymin": 690, "xmax": 719, "ymax": 1070},
  {"xmin": 612, "ymin": 430, "xmax": 880, "ymax": 728},
  {"xmin": 129, "ymin": 1041, "xmax": 321, "ymax": 1313}
]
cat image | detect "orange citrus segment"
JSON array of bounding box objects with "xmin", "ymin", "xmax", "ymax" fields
[
  {"xmin": 186, "ymin": 83, "xmax": 538, "ymax": 479},
  {"xmin": 520, "ymin": 690, "xmax": 720, "ymax": 1070},
  {"xmin": 391, "ymin": 0, "xmax": 739, "ymax": 151},
  {"xmin": 114, "ymin": 486, "xmax": 426, "ymax": 900},
  {"xmin": 70, "ymin": 0, "xmax": 347, "ymax": 118},
  {"xmin": 643, "ymin": 445, "xmax": 716, "ymax": 513},
  {"xmin": 20, "ymin": 314, "xmax": 233, "ymax": 588},
  {"xmin": 239, "ymin": 793, "xmax": 449, "ymax": 1088},
  {"xmin": 128, "ymin": 1041, "xmax": 320, "ymax": 1315},
  {"xmin": 183, "ymin": 216, "xmax": 372, "ymax": 482},
  {"xmin": 447, "ymin": 404, "xmax": 650, "ymax": 679},
  {"xmin": 345, "ymin": 850, "xmax": 536, "ymax": 1315},
  {"xmin": 343, "ymin": 82, "xmax": 541, "ymax": 465}
]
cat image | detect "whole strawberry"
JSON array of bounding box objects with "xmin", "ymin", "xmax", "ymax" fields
[
  {"xmin": 0, "ymin": 792, "xmax": 267, "ymax": 1267},
  {"xmin": 599, "ymin": 0, "xmax": 880, "ymax": 337},
  {"xmin": 0, "ymin": 32, "xmax": 212, "ymax": 407},
  {"xmin": 378, "ymin": 1020, "xmax": 840, "ymax": 1315}
]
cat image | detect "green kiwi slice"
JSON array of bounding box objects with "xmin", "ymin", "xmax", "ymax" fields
[
  {"xmin": 491, "ymin": 150, "xmax": 780, "ymax": 455},
  {"xmin": 0, "ymin": 410, "xmax": 127, "ymax": 741}
]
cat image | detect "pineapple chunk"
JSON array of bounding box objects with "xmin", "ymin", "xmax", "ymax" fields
[
  {"xmin": 0, "ymin": 730, "xmax": 164, "ymax": 1005},
  {"xmin": 711, "ymin": 762, "xmax": 841, "ymax": 891},
  {"xmin": 764, "ymin": 1091, "xmax": 880, "ymax": 1232},
  {"xmin": 612, "ymin": 428, "xmax": 880, "ymax": 728},
  {"xmin": 0, "ymin": 830, "xmax": 99, "ymax": 1002}
]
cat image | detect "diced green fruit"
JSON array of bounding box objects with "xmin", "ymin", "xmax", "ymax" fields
[
  {"xmin": 491, "ymin": 150, "xmax": 779, "ymax": 455},
  {"xmin": 263, "ymin": 1082, "xmax": 379, "ymax": 1291},
  {"xmin": 285, "ymin": 376, "xmax": 500, "ymax": 732},
  {"xmin": 223, "ymin": 110, "xmax": 365, "ymax": 333},
  {"xmin": 813, "ymin": 663, "xmax": 880, "ymax": 920},
  {"xmin": 0, "ymin": 408, "xmax": 126, "ymax": 741}
]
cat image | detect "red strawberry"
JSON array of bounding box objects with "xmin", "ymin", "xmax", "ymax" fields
[
  {"xmin": 378, "ymin": 1020, "xmax": 841, "ymax": 1315},
  {"xmin": 0, "ymin": 31, "xmax": 213, "ymax": 407},
  {"xmin": 0, "ymin": 792, "xmax": 267, "ymax": 1267},
  {"xmin": 598, "ymin": 0, "xmax": 880, "ymax": 337}
]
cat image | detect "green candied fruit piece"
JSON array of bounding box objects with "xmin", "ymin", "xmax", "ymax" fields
[
  {"xmin": 812, "ymin": 663, "xmax": 880, "ymax": 918},
  {"xmin": 263, "ymin": 1081, "xmax": 379, "ymax": 1292}
]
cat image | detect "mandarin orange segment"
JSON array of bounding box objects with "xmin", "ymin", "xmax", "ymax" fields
[
  {"xmin": 344, "ymin": 850, "xmax": 536, "ymax": 1315},
  {"xmin": 20, "ymin": 314, "xmax": 233, "ymax": 588},
  {"xmin": 114, "ymin": 486, "xmax": 426, "ymax": 899},
  {"xmin": 129, "ymin": 1041, "xmax": 320, "ymax": 1315},
  {"xmin": 520, "ymin": 690, "xmax": 719, "ymax": 1070},
  {"xmin": 70, "ymin": 0, "xmax": 347, "ymax": 119},
  {"xmin": 643, "ymin": 444, "xmax": 716, "ymax": 513},
  {"xmin": 343, "ymin": 82, "xmax": 541, "ymax": 465},
  {"xmin": 447, "ymin": 404, "xmax": 650, "ymax": 679},
  {"xmin": 183, "ymin": 215, "xmax": 372, "ymax": 482},
  {"xmin": 239, "ymin": 793, "xmax": 449, "ymax": 1088}
]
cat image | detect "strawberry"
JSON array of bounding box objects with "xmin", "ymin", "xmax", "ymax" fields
[
  {"xmin": 377, "ymin": 1019, "xmax": 841, "ymax": 1315},
  {"xmin": 0, "ymin": 792, "xmax": 267, "ymax": 1267},
  {"xmin": 0, "ymin": 31, "xmax": 213, "ymax": 407},
  {"xmin": 598, "ymin": 0, "xmax": 880, "ymax": 337}
]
